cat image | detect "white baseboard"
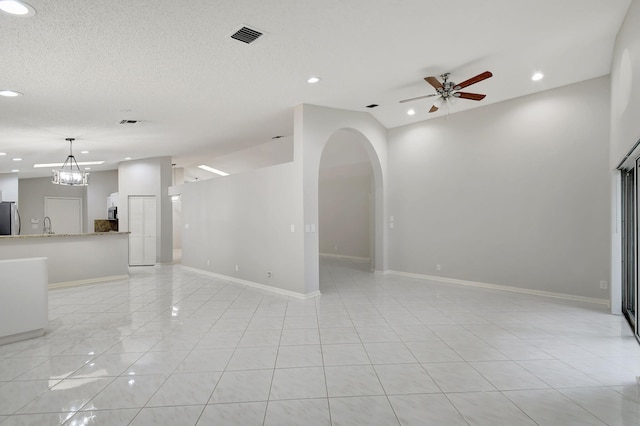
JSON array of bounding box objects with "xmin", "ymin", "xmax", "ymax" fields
[
  {"xmin": 181, "ymin": 266, "xmax": 321, "ymax": 300},
  {"xmin": 320, "ymin": 253, "xmax": 370, "ymax": 262},
  {"xmin": 387, "ymin": 270, "xmax": 610, "ymax": 307},
  {"xmin": 49, "ymin": 275, "xmax": 130, "ymax": 290}
]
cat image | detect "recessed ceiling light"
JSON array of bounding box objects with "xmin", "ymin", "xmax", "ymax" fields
[
  {"xmin": 81, "ymin": 150, "xmax": 89, "ymax": 154},
  {"xmin": 198, "ymin": 165, "xmax": 229, "ymax": 176},
  {"xmin": 33, "ymin": 161, "xmax": 104, "ymax": 168},
  {"xmin": 0, "ymin": 152, "xmax": 6, "ymax": 156},
  {"xmin": 84, "ymin": 167, "xmax": 91, "ymax": 170},
  {"xmin": 124, "ymin": 157, "xmax": 132, "ymax": 160},
  {"xmin": 11, "ymin": 169, "xmax": 19, "ymax": 172},
  {"xmin": 0, "ymin": 0, "xmax": 36, "ymax": 16},
  {"xmin": 12, "ymin": 157, "xmax": 22, "ymax": 161},
  {"xmin": 0, "ymin": 90, "xmax": 23, "ymax": 97},
  {"xmin": 531, "ymin": 72, "xmax": 544, "ymax": 81},
  {"xmin": 307, "ymin": 76, "xmax": 320, "ymax": 84},
  {"xmin": 407, "ymin": 109, "xmax": 416, "ymax": 116}
]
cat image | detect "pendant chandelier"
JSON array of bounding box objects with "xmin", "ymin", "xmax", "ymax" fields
[{"xmin": 52, "ymin": 138, "xmax": 88, "ymax": 186}]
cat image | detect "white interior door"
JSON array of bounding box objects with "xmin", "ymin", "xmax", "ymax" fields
[
  {"xmin": 44, "ymin": 197, "xmax": 82, "ymax": 234},
  {"xmin": 128, "ymin": 196, "xmax": 156, "ymax": 266}
]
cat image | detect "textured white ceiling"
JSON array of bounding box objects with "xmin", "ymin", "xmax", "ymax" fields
[{"xmin": 0, "ymin": 0, "xmax": 631, "ymax": 180}]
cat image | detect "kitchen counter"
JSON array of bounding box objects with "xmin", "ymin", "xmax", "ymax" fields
[
  {"xmin": 0, "ymin": 231, "xmax": 129, "ymax": 239},
  {"xmin": 0, "ymin": 232, "xmax": 129, "ymax": 288},
  {"xmin": 0, "ymin": 258, "xmax": 48, "ymax": 345}
]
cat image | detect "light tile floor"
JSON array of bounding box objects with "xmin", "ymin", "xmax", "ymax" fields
[{"xmin": 1, "ymin": 258, "xmax": 639, "ymax": 425}]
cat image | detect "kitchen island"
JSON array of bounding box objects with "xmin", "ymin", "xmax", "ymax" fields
[{"xmin": 0, "ymin": 232, "xmax": 129, "ymax": 288}]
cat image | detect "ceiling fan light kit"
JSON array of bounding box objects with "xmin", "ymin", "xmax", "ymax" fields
[{"xmin": 400, "ymin": 70, "xmax": 493, "ymax": 114}]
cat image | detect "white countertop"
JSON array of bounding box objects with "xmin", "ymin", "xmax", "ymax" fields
[{"xmin": 0, "ymin": 232, "xmax": 130, "ymax": 240}]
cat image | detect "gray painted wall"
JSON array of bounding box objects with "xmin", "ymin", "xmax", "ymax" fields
[
  {"xmin": 388, "ymin": 76, "xmax": 611, "ymax": 300},
  {"xmin": 319, "ymin": 163, "xmax": 372, "ymax": 259},
  {"xmin": 318, "ymin": 130, "xmax": 374, "ymax": 260},
  {"xmin": 17, "ymin": 172, "xmax": 117, "ymax": 235},
  {"xmin": 179, "ymin": 161, "xmax": 306, "ymax": 295},
  {"xmin": 18, "ymin": 177, "xmax": 87, "ymax": 235}
]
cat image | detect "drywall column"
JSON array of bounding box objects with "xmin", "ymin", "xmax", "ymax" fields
[{"xmin": 294, "ymin": 104, "xmax": 389, "ymax": 293}]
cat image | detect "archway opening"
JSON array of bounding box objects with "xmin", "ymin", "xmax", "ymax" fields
[{"xmin": 318, "ymin": 129, "xmax": 376, "ymax": 284}]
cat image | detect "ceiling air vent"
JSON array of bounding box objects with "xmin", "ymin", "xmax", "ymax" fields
[
  {"xmin": 366, "ymin": 104, "xmax": 379, "ymax": 109},
  {"xmin": 119, "ymin": 120, "xmax": 139, "ymax": 125},
  {"xmin": 230, "ymin": 26, "xmax": 263, "ymax": 44}
]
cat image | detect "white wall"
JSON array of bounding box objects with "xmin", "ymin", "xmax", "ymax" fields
[
  {"xmin": 179, "ymin": 162, "xmax": 306, "ymax": 295},
  {"xmin": 118, "ymin": 157, "xmax": 173, "ymax": 263},
  {"xmin": 86, "ymin": 170, "xmax": 118, "ymax": 231},
  {"xmin": 0, "ymin": 173, "xmax": 19, "ymax": 204},
  {"xmin": 388, "ymin": 76, "xmax": 611, "ymax": 300},
  {"xmin": 18, "ymin": 177, "xmax": 87, "ymax": 235}
]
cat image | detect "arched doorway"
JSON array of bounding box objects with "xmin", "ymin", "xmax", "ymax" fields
[
  {"xmin": 294, "ymin": 104, "xmax": 387, "ymax": 296},
  {"xmin": 319, "ymin": 130, "xmax": 375, "ymax": 271}
]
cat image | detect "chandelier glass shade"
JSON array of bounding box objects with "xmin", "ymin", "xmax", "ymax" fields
[{"xmin": 52, "ymin": 138, "xmax": 88, "ymax": 186}]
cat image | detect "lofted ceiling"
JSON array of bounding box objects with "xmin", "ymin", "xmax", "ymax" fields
[{"xmin": 0, "ymin": 0, "xmax": 632, "ymax": 181}]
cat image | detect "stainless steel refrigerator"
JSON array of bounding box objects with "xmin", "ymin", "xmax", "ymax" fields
[{"xmin": 0, "ymin": 201, "xmax": 20, "ymax": 235}]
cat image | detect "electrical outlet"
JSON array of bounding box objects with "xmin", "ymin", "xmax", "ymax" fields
[
  {"xmin": 436, "ymin": 264, "xmax": 441, "ymax": 271},
  {"xmin": 207, "ymin": 259, "xmax": 210, "ymax": 266},
  {"xmin": 600, "ymin": 280, "xmax": 608, "ymax": 289},
  {"xmin": 235, "ymin": 264, "xmax": 239, "ymax": 272},
  {"xmin": 267, "ymin": 271, "xmax": 272, "ymax": 278}
]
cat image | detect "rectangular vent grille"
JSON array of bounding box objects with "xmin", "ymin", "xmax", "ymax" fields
[
  {"xmin": 119, "ymin": 120, "xmax": 139, "ymax": 125},
  {"xmin": 366, "ymin": 104, "xmax": 379, "ymax": 108},
  {"xmin": 231, "ymin": 26, "xmax": 263, "ymax": 44}
]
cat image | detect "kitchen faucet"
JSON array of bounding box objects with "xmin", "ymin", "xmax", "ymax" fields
[{"xmin": 43, "ymin": 216, "xmax": 52, "ymax": 234}]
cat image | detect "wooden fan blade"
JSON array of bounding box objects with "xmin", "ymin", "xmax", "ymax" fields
[
  {"xmin": 454, "ymin": 71, "xmax": 492, "ymax": 90},
  {"xmin": 454, "ymin": 92, "xmax": 486, "ymax": 101},
  {"xmin": 429, "ymin": 105, "xmax": 439, "ymax": 113},
  {"xmin": 424, "ymin": 76, "xmax": 443, "ymax": 90},
  {"xmin": 399, "ymin": 94, "xmax": 437, "ymax": 103}
]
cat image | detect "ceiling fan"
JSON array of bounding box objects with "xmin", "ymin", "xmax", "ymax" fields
[{"xmin": 400, "ymin": 71, "xmax": 493, "ymax": 113}]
